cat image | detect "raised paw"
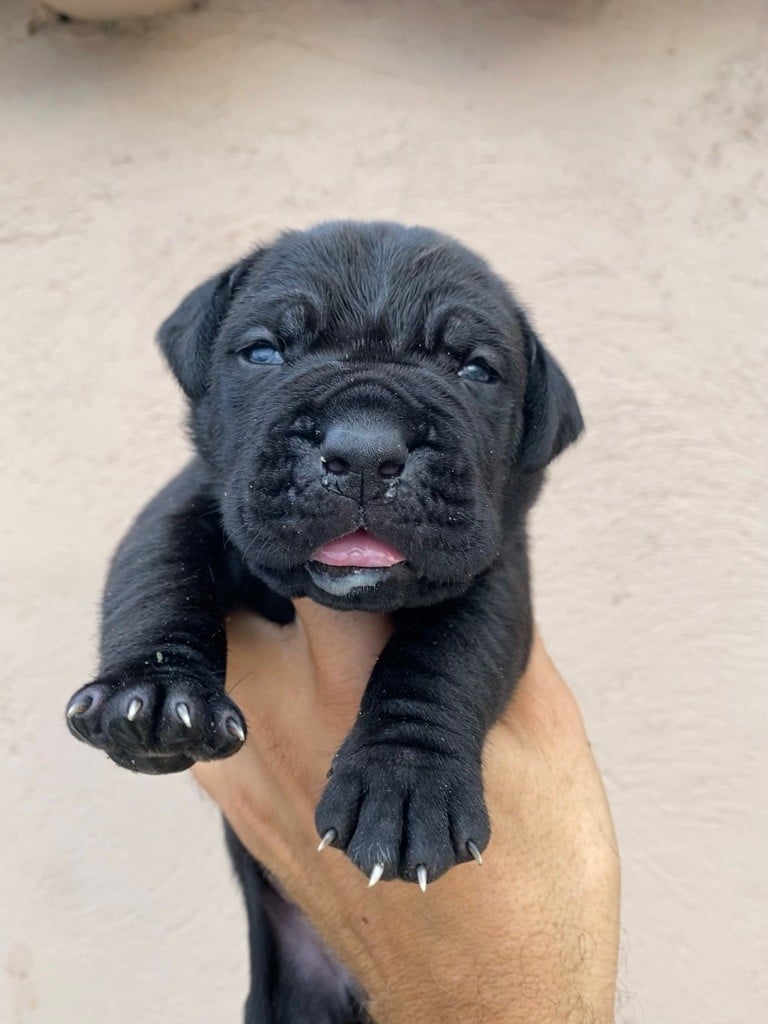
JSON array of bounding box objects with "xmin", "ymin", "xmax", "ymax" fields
[
  {"xmin": 315, "ymin": 745, "xmax": 490, "ymax": 887},
  {"xmin": 66, "ymin": 673, "xmax": 246, "ymax": 774}
]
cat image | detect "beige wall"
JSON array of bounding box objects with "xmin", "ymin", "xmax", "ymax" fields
[{"xmin": 2, "ymin": 1, "xmax": 766, "ymax": 1021}]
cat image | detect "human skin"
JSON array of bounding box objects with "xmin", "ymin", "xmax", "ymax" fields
[{"xmin": 194, "ymin": 601, "xmax": 620, "ymax": 1024}]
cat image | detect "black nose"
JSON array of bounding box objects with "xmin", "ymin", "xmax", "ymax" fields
[{"xmin": 320, "ymin": 420, "xmax": 408, "ymax": 482}]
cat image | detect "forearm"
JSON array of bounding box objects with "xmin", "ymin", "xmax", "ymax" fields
[
  {"xmin": 301, "ymin": 739, "xmax": 618, "ymax": 1024},
  {"xmin": 319, "ymin": 877, "xmax": 618, "ymax": 1022},
  {"xmin": 99, "ymin": 459, "xmax": 228, "ymax": 680},
  {"xmin": 67, "ymin": 460, "xmax": 246, "ymax": 772},
  {"xmin": 194, "ymin": 616, "xmax": 620, "ymax": 1024},
  {"xmin": 370, "ymin": 563, "xmax": 532, "ymax": 743}
]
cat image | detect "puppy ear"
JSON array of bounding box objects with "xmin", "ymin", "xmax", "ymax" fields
[
  {"xmin": 157, "ymin": 258, "xmax": 252, "ymax": 399},
  {"xmin": 517, "ymin": 309, "xmax": 584, "ymax": 471}
]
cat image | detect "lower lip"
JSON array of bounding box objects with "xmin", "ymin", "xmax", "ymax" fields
[{"xmin": 306, "ymin": 563, "xmax": 397, "ymax": 597}]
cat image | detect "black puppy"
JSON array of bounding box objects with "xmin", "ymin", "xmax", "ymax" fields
[{"xmin": 66, "ymin": 221, "xmax": 583, "ymax": 1023}]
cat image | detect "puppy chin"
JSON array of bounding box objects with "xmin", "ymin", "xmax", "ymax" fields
[
  {"xmin": 304, "ymin": 562, "xmax": 413, "ymax": 611},
  {"xmin": 251, "ymin": 557, "xmax": 438, "ymax": 612}
]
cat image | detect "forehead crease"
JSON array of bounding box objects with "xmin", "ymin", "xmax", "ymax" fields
[
  {"xmin": 256, "ymin": 230, "xmax": 507, "ymax": 347},
  {"xmin": 324, "ymin": 257, "xmax": 489, "ymax": 343}
]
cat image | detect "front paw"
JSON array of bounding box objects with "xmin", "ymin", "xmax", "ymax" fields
[
  {"xmin": 315, "ymin": 744, "xmax": 489, "ymax": 888},
  {"xmin": 65, "ymin": 671, "xmax": 246, "ymax": 775}
]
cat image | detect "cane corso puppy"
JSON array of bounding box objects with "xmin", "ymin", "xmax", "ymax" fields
[{"xmin": 65, "ymin": 221, "xmax": 583, "ymax": 1023}]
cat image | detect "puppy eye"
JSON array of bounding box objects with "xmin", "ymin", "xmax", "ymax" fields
[
  {"xmin": 458, "ymin": 358, "xmax": 497, "ymax": 383},
  {"xmin": 240, "ymin": 342, "xmax": 284, "ymax": 366}
]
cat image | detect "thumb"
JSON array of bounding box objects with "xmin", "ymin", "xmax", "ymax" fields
[{"xmin": 292, "ymin": 598, "xmax": 393, "ymax": 715}]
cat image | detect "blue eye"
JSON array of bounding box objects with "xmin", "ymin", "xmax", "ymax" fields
[
  {"xmin": 458, "ymin": 359, "xmax": 497, "ymax": 383},
  {"xmin": 240, "ymin": 343, "xmax": 284, "ymax": 365}
]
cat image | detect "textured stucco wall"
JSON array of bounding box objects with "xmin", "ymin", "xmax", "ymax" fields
[{"xmin": 1, "ymin": 1, "xmax": 766, "ymax": 1022}]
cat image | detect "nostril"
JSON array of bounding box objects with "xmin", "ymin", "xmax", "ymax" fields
[
  {"xmin": 321, "ymin": 455, "xmax": 351, "ymax": 476},
  {"xmin": 377, "ymin": 459, "xmax": 404, "ymax": 480}
]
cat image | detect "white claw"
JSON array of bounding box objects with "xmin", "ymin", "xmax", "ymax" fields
[
  {"xmin": 368, "ymin": 863, "xmax": 385, "ymax": 888},
  {"xmin": 467, "ymin": 841, "xmax": 483, "ymax": 866},
  {"xmin": 226, "ymin": 717, "xmax": 246, "ymax": 743},
  {"xmin": 417, "ymin": 865, "xmax": 428, "ymax": 892},
  {"xmin": 67, "ymin": 699, "xmax": 89, "ymax": 718},
  {"xmin": 126, "ymin": 697, "xmax": 142, "ymax": 722},
  {"xmin": 317, "ymin": 828, "xmax": 337, "ymax": 852},
  {"xmin": 176, "ymin": 702, "xmax": 192, "ymax": 729}
]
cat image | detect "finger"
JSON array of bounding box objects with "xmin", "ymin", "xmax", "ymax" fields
[
  {"xmin": 223, "ymin": 607, "xmax": 377, "ymax": 767},
  {"xmin": 292, "ymin": 599, "xmax": 392, "ymax": 710}
]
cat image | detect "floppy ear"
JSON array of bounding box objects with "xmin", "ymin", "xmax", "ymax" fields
[
  {"xmin": 157, "ymin": 258, "xmax": 252, "ymax": 400},
  {"xmin": 517, "ymin": 309, "xmax": 584, "ymax": 472}
]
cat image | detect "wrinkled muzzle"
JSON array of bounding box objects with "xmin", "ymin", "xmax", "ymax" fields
[{"xmin": 219, "ymin": 363, "xmax": 501, "ymax": 611}]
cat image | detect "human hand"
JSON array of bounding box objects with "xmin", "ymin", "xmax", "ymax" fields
[{"xmin": 194, "ymin": 602, "xmax": 620, "ymax": 1024}]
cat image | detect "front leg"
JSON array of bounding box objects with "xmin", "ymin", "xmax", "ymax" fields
[
  {"xmin": 315, "ymin": 559, "xmax": 532, "ymax": 887},
  {"xmin": 66, "ymin": 461, "xmax": 245, "ymax": 774}
]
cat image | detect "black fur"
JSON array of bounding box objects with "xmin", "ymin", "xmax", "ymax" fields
[{"xmin": 66, "ymin": 221, "xmax": 583, "ymax": 1022}]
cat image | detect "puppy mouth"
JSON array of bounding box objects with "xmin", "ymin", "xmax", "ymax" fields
[
  {"xmin": 307, "ymin": 528, "xmax": 406, "ymax": 596},
  {"xmin": 311, "ymin": 528, "xmax": 405, "ymax": 568}
]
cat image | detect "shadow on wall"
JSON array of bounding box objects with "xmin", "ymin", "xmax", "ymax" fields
[
  {"xmin": 36, "ymin": 0, "xmax": 608, "ymax": 25},
  {"xmin": 34, "ymin": 0, "xmax": 192, "ymax": 23}
]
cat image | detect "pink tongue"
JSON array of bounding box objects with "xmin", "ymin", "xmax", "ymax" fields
[{"xmin": 312, "ymin": 529, "xmax": 405, "ymax": 568}]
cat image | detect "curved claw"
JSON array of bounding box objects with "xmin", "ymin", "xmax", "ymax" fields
[
  {"xmin": 126, "ymin": 697, "xmax": 142, "ymax": 722},
  {"xmin": 176, "ymin": 702, "xmax": 192, "ymax": 729},
  {"xmin": 368, "ymin": 863, "xmax": 385, "ymax": 888},
  {"xmin": 467, "ymin": 840, "xmax": 483, "ymax": 866},
  {"xmin": 317, "ymin": 828, "xmax": 337, "ymax": 852},
  {"xmin": 226, "ymin": 717, "xmax": 246, "ymax": 743},
  {"xmin": 417, "ymin": 864, "xmax": 428, "ymax": 892}
]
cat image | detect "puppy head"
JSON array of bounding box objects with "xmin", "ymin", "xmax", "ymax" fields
[{"xmin": 158, "ymin": 222, "xmax": 582, "ymax": 610}]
